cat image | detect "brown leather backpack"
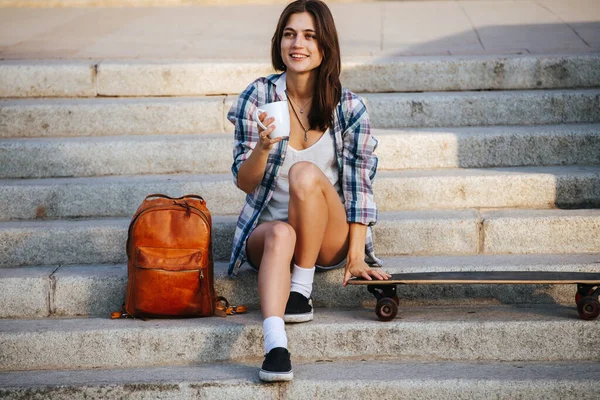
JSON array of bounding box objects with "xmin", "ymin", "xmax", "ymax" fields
[{"xmin": 119, "ymin": 194, "xmax": 216, "ymax": 318}]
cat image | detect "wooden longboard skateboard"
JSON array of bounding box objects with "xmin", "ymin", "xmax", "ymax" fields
[{"xmin": 347, "ymin": 271, "xmax": 600, "ymax": 321}]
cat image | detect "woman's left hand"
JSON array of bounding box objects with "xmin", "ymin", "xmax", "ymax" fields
[{"xmin": 343, "ymin": 258, "xmax": 391, "ymax": 286}]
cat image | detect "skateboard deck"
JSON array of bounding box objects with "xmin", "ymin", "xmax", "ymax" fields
[{"xmin": 348, "ymin": 271, "xmax": 600, "ymax": 321}]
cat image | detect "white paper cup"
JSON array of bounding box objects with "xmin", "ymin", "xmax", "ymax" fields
[{"xmin": 253, "ymin": 101, "xmax": 290, "ymax": 139}]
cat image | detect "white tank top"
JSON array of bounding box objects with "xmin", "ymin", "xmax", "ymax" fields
[{"xmin": 259, "ymin": 129, "xmax": 341, "ymax": 223}]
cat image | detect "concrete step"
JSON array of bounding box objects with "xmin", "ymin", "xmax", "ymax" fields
[
  {"xmin": 2, "ymin": 89, "xmax": 599, "ymax": 138},
  {"xmin": 361, "ymin": 89, "xmax": 600, "ymax": 129},
  {"xmin": 1, "ymin": 307, "xmax": 598, "ymax": 371},
  {"xmin": 1, "ymin": 360, "xmax": 599, "ymax": 399},
  {"xmin": 1, "ymin": 124, "xmax": 599, "ymax": 179},
  {"xmin": 3, "ymin": 254, "xmax": 599, "ymax": 318},
  {"xmin": 2, "ymin": 166, "xmax": 600, "ymax": 221},
  {"xmin": 0, "ymin": 96, "xmax": 226, "ymax": 138},
  {"xmin": 0, "ymin": 209, "xmax": 599, "ymax": 268},
  {"xmin": 0, "ymin": 133, "xmax": 233, "ymax": 179},
  {"xmin": 3, "ymin": 54, "xmax": 599, "ymax": 97}
]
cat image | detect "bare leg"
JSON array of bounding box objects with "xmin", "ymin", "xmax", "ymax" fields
[
  {"xmin": 288, "ymin": 162, "xmax": 350, "ymax": 268},
  {"xmin": 246, "ymin": 221, "xmax": 296, "ymax": 318}
]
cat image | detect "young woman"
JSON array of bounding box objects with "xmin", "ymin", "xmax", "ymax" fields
[{"xmin": 227, "ymin": 0, "xmax": 390, "ymax": 382}]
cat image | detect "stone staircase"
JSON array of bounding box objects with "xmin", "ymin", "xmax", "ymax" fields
[{"xmin": 1, "ymin": 54, "xmax": 600, "ymax": 398}]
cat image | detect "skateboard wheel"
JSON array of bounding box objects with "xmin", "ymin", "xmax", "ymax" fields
[
  {"xmin": 577, "ymin": 296, "xmax": 600, "ymax": 321},
  {"xmin": 375, "ymin": 298, "xmax": 398, "ymax": 322},
  {"xmin": 392, "ymin": 295, "xmax": 400, "ymax": 305}
]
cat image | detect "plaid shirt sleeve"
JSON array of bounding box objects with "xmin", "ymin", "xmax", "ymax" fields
[
  {"xmin": 227, "ymin": 79, "xmax": 262, "ymax": 189},
  {"xmin": 341, "ymin": 93, "xmax": 379, "ymax": 226}
]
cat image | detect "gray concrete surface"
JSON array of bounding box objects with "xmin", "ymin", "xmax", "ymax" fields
[
  {"xmin": 1, "ymin": 209, "xmax": 599, "ymax": 267},
  {"xmin": 0, "ymin": 1, "xmax": 598, "ymax": 60},
  {"xmin": 0, "ymin": 133, "xmax": 234, "ymax": 178},
  {"xmin": 2, "ymin": 54, "xmax": 599, "ymax": 98},
  {"xmin": 0, "ymin": 60, "xmax": 96, "ymax": 98},
  {"xmin": 3, "ymin": 254, "xmax": 599, "ymax": 318},
  {"xmin": 0, "ymin": 217, "xmax": 131, "ymax": 267},
  {"xmin": 1, "ymin": 166, "xmax": 599, "ymax": 220},
  {"xmin": 0, "ymin": 96, "xmax": 225, "ymax": 138},
  {"xmin": 0, "ymin": 360, "xmax": 599, "ymax": 399},
  {"xmin": 0, "ymin": 266, "xmax": 54, "ymax": 318},
  {"xmin": 2, "ymin": 125, "xmax": 599, "ymax": 179},
  {"xmin": 0, "ymin": 307, "xmax": 598, "ymax": 371},
  {"xmin": 51, "ymin": 264, "xmax": 126, "ymax": 317},
  {"xmin": 483, "ymin": 208, "xmax": 600, "ymax": 254},
  {"xmin": 374, "ymin": 165, "xmax": 600, "ymax": 211},
  {"xmin": 362, "ymin": 89, "xmax": 600, "ymax": 129},
  {"xmin": 0, "ymin": 211, "xmax": 474, "ymax": 267},
  {"xmin": 3, "ymin": 89, "xmax": 598, "ymax": 138}
]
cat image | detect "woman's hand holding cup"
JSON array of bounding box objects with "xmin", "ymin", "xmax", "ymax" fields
[
  {"xmin": 257, "ymin": 112, "xmax": 284, "ymax": 151},
  {"xmin": 252, "ymin": 101, "xmax": 290, "ymax": 149}
]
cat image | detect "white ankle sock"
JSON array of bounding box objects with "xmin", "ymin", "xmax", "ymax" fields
[
  {"xmin": 290, "ymin": 264, "xmax": 316, "ymax": 299},
  {"xmin": 263, "ymin": 316, "xmax": 287, "ymax": 353}
]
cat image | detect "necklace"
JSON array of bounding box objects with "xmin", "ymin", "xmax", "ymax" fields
[
  {"xmin": 286, "ymin": 90, "xmax": 312, "ymax": 113},
  {"xmin": 288, "ymin": 99, "xmax": 309, "ymax": 142},
  {"xmin": 285, "ymin": 90, "xmax": 312, "ymax": 142}
]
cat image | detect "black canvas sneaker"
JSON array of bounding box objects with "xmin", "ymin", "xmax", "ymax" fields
[
  {"xmin": 283, "ymin": 291, "xmax": 313, "ymax": 323},
  {"xmin": 259, "ymin": 347, "xmax": 293, "ymax": 382}
]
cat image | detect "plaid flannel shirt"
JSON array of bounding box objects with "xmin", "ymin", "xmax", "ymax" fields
[{"xmin": 227, "ymin": 72, "xmax": 382, "ymax": 277}]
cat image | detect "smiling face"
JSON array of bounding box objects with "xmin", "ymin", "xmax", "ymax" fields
[{"xmin": 280, "ymin": 12, "xmax": 323, "ymax": 75}]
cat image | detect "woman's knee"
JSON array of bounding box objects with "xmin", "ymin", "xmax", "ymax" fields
[
  {"xmin": 263, "ymin": 222, "xmax": 296, "ymax": 251},
  {"xmin": 289, "ymin": 162, "xmax": 322, "ymax": 198}
]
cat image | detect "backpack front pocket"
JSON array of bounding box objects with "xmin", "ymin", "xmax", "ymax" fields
[{"xmin": 132, "ymin": 247, "xmax": 208, "ymax": 316}]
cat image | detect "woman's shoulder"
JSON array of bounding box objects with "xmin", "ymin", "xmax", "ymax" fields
[
  {"xmin": 233, "ymin": 73, "xmax": 283, "ymax": 109},
  {"xmin": 340, "ymin": 87, "xmax": 360, "ymax": 100},
  {"xmin": 228, "ymin": 73, "xmax": 285, "ymax": 120},
  {"xmin": 242, "ymin": 73, "xmax": 284, "ymax": 93},
  {"xmin": 339, "ymin": 87, "xmax": 367, "ymax": 115}
]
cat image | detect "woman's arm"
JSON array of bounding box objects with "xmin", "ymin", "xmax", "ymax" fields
[
  {"xmin": 237, "ymin": 113, "xmax": 282, "ymax": 194},
  {"xmin": 343, "ymin": 223, "xmax": 390, "ymax": 286},
  {"xmin": 346, "ymin": 223, "xmax": 367, "ymax": 262},
  {"xmin": 228, "ymin": 79, "xmax": 282, "ymax": 194},
  {"xmin": 340, "ymin": 93, "xmax": 390, "ymax": 286}
]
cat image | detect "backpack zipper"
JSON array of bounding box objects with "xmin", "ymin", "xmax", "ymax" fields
[{"xmin": 127, "ymin": 205, "xmax": 210, "ymax": 257}]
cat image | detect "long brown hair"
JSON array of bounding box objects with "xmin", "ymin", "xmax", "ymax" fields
[{"xmin": 271, "ymin": 0, "xmax": 342, "ymax": 131}]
